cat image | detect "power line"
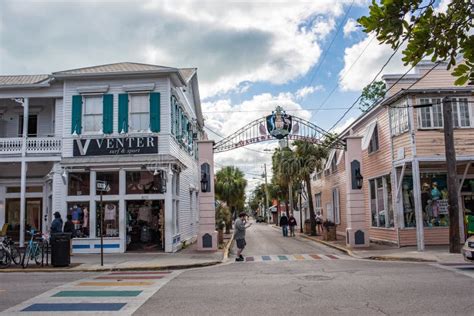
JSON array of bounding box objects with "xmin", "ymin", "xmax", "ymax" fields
[
  {"xmin": 306, "ymin": 0, "xmax": 355, "ymax": 88},
  {"xmin": 327, "ymin": 35, "xmax": 410, "ymax": 132}
]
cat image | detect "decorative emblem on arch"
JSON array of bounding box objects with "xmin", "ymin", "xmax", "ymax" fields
[{"xmin": 213, "ymin": 106, "xmax": 345, "ymax": 153}]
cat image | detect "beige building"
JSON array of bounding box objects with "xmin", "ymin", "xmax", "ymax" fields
[{"xmin": 311, "ymin": 61, "xmax": 474, "ymax": 250}]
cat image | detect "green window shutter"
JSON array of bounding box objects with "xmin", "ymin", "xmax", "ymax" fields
[
  {"xmin": 71, "ymin": 95, "xmax": 82, "ymax": 135},
  {"xmin": 118, "ymin": 93, "xmax": 129, "ymax": 133},
  {"xmin": 150, "ymin": 92, "xmax": 161, "ymax": 132},
  {"xmin": 102, "ymin": 94, "xmax": 113, "ymax": 134},
  {"xmin": 170, "ymin": 97, "xmax": 175, "ymax": 135}
]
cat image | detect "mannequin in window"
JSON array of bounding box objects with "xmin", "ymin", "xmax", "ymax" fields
[{"xmin": 431, "ymin": 182, "xmax": 441, "ymax": 218}]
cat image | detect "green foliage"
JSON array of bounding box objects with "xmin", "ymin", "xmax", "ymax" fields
[
  {"xmin": 359, "ymin": 81, "xmax": 387, "ymax": 112},
  {"xmin": 214, "ymin": 166, "xmax": 247, "ymax": 218},
  {"xmin": 358, "ymin": 0, "xmax": 473, "ymax": 85},
  {"xmin": 215, "ymin": 203, "xmax": 231, "ymax": 230}
]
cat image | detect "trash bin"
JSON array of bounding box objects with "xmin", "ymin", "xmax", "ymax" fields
[{"xmin": 50, "ymin": 233, "xmax": 71, "ymax": 267}]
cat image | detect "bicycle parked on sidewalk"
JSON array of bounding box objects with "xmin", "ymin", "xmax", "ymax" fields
[
  {"xmin": 21, "ymin": 229, "xmax": 46, "ymax": 269},
  {"xmin": 0, "ymin": 236, "xmax": 21, "ymax": 269}
]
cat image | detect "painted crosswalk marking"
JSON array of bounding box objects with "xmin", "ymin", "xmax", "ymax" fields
[
  {"xmin": 3, "ymin": 270, "xmax": 181, "ymax": 315},
  {"xmin": 241, "ymin": 254, "xmax": 346, "ymax": 263}
]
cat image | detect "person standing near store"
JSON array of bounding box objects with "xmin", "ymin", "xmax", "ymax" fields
[
  {"xmin": 50, "ymin": 212, "xmax": 63, "ymax": 234},
  {"xmin": 63, "ymin": 214, "xmax": 75, "ymax": 256},
  {"xmin": 234, "ymin": 212, "xmax": 252, "ymax": 262},
  {"xmin": 288, "ymin": 213, "xmax": 297, "ymax": 237},
  {"xmin": 280, "ymin": 213, "xmax": 289, "ymax": 237},
  {"xmin": 316, "ymin": 211, "xmax": 323, "ymax": 235}
]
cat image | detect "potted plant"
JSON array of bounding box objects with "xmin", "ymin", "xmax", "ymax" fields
[{"xmin": 322, "ymin": 219, "xmax": 336, "ymax": 241}]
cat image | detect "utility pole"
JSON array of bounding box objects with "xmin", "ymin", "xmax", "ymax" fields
[
  {"xmin": 263, "ymin": 163, "xmax": 271, "ymax": 224},
  {"xmin": 442, "ymin": 97, "xmax": 461, "ymax": 253}
]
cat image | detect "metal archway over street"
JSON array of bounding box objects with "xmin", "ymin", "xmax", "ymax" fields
[{"xmin": 213, "ymin": 106, "xmax": 346, "ymax": 153}]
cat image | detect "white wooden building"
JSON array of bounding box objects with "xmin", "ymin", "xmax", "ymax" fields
[{"xmin": 0, "ymin": 62, "xmax": 205, "ymax": 253}]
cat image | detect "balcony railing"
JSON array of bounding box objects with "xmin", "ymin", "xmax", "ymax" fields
[{"xmin": 0, "ymin": 137, "xmax": 62, "ymax": 155}]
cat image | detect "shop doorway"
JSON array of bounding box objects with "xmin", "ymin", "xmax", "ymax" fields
[
  {"xmin": 5, "ymin": 198, "xmax": 42, "ymax": 242},
  {"xmin": 126, "ymin": 200, "xmax": 164, "ymax": 252}
]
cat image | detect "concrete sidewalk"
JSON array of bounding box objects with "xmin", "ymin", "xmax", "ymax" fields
[
  {"xmin": 0, "ymin": 234, "xmax": 233, "ymax": 273},
  {"xmin": 300, "ymin": 233, "xmax": 467, "ymax": 264}
]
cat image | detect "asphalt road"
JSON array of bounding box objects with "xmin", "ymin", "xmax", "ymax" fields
[{"xmin": 1, "ymin": 222, "xmax": 473, "ymax": 315}]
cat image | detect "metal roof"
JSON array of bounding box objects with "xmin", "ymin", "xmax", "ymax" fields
[
  {"xmin": 53, "ymin": 62, "xmax": 176, "ymax": 75},
  {"xmin": 0, "ymin": 74, "xmax": 49, "ymax": 86}
]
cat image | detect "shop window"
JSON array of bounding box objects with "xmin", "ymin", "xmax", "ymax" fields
[
  {"xmin": 461, "ymin": 179, "xmax": 474, "ymax": 193},
  {"xmin": 126, "ymin": 200, "xmax": 164, "ymax": 251},
  {"xmin": 126, "ymin": 171, "xmax": 166, "ymax": 194},
  {"xmin": 18, "ymin": 115, "xmax": 38, "ymax": 137},
  {"xmin": 68, "ymin": 172, "xmax": 90, "ymax": 196},
  {"xmin": 6, "ymin": 186, "xmax": 42, "ymax": 193},
  {"xmin": 96, "ymin": 201, "xmax": 119, "ymax": 237},
  {"xmin": 83, "ymin": 95, "xmax": 103, "ymax": 133},
  {"xmin": 96, "ymin": 172, "xmax": 119, "ymax": 195},
  {"xmin": 67, "ymin": 202, "xmax": 90, "ymax": 238},
  {"xmin": 370, "ymin": 176, "xmax": 394, "ymax": 228},
  {"xmin": 5, "ymin": 199, "xmax": 41, "ymax": 241},
  {"xmin": 402, "ymin": 175, "xmax": 416, "ymax": 227},
  {"xmin": 129, "ymin": 94, "xmax": 149, "ymax": 132},
  {"xmin": 420, "ymin": 173, "xmax": 449, "ymax": 227}
]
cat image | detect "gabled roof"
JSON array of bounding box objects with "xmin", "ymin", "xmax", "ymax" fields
[
  {"xmin": 53, "ymin": 62, "xmax": 176, "ymax": 76},
  {"xmin": 0, "ymin": 74, "xmax": 50, "ymax": 87},
  {"xmin": 179, "ymin": 68, "xmax": 196, "ymax": 83}
]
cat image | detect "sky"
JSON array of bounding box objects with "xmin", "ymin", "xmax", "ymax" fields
[{"xmin": 0, "ymin": 0, "xmax": 448, "ymax": 193}]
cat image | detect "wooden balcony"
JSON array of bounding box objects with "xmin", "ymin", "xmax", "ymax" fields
[{"xmin": 0, "ymin": 137, "xmax": 62, "ymax": 155}]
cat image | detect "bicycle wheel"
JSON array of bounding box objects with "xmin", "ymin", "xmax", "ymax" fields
[
  {"xmin": 22, "ymin": 246, "xmax": 31, "ymax": 269},
  {"xmin": 0, "ymin": 248, "xmax": 11, "ymax": 269},
  {"xmin": 10, "ymin": 246, "xmax": 21, "ymax": 265},
  {"xmin": 34, "ymin": 243, "xmax": 44, "ymax": 265}
]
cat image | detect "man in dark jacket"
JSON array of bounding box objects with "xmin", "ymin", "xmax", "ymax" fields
[
  {"xmin": 288, "ymin": 213, "xmax": 297, "ymax": 237},
  {"xmin": 280, "ymin": 213, "xmax": 289, "ymax": 237},
  {"xmin": 51, "ymin": 212, "xmax": 63, "ymax": 234}
]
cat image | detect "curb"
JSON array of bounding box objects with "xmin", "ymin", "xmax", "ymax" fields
[
  {"xmin": 222, "ymin": 233, "xmax": 234, "ymax": 261},
  {"xmin": 0, "ymin": 260, "xmax": 223, "ymax": 273},
  {"xmin": 298, "ymin": 234, "xmax": 357, "ymax": 258}
]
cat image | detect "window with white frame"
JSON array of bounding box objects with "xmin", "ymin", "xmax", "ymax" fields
[
  {"xmin": 332, "ymin": 188, "xmax": 340, "ymax": 224},
  {"xmin": 314, "ymin": 193, "xmax": 321, "ymax": 212},
  {"xmin": 129, "ymin": 94, "xmax": 149, "ymax": 132},
  {"xmin": 418, "ymin": 98, "xmax": 443, "ymax": 128},
  {"xmin": 451, "ymin": 98, "xmax": 470, "ymax": 128},
  {"xmin": 368, "ymin": 124, "xmax": 379, "ymax": 153},
  {"xmin": 83, "ymin": 95, "xmax": 103, "ymax": 133},
  {"xmin": 369, "ymin": 175, "xmax": 394, "ymax": 228},
  {"xmin": 389, "ymin": 106, "xmax": 409, "ymax": 136}
]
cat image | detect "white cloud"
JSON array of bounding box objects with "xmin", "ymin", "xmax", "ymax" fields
[
  {"xmin": 339, "ymin": 35, "xmax": 410, "ymax": 91},
  {"xmin": 435, "ymin": 0, "xmax": 450, "ymax": 13},
  {"xmin": 295, "ymin": 85, "xmax": 324, "ymax": 99},
  {"xmin": 0, "ymin": 0, "xmax": 351, "ymax": 99},
  {"xmin": 343, "ymin": 18, "xmax": 358, "ymax": 37}
]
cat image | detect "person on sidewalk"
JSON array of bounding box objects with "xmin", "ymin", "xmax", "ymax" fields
[
  {"xmin": 280, "ymin": 213, "xmax": 289, "ymax": 237},
  {"xmin": 50, "ymin": 211, "xmax": 63, "ymax": 234},
  {"xmin": 63, "ymin": 214, "xmax": 75, "ymax": 256},
  {"xmin": 234, "ymin": 212, "xmax": 252, "ymax": 262},
  {"xmin": 316, "ymin": 211, "xmax": 323, "ymax": 235},
  {"xmin": 288, "ymin": 213, "xmax": 297, "ymax": 237}
]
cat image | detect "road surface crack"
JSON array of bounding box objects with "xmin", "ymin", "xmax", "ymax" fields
[
  {"xmin": 294, "ymin": 284, "xmax": 314, "ymax": 298},
  {"xmin": 365, "ymin": 302, "xmax": 390, "ymax": 315}
]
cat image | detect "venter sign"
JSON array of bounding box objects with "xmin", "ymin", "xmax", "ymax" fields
[{"xmin": 73, "ymin": 136, "xmax": 158, "ymax": 156}]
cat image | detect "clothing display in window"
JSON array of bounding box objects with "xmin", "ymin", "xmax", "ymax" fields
[{"xmin": 126, "ymin": 200, "xmax": 164, "ymax": 251}]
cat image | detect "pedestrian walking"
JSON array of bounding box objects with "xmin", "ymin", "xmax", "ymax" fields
[
  {"xmin": 316, "ymin": 211, "xmax": 323, "ymax": 235},
  {"xmin": 50, "ymin": 211, "xmax": 63, "ymax": 234},
  {"xmin": 280, "ymin": 213, "xmax": 289, "ymax": 237},
  {"xmin": 288, "ymin": 213, "xmax": 297, "ymax": 237},
  {"xmin": 63, "ymin": 214, "xmax": 75, "ymax": 256},
  {"xmin": 234, "ymin": 212, "xmax": 252, "ymax": 262}
]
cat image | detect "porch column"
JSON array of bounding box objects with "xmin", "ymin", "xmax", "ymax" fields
[
  {"xmin": 412, "ymin": 159, "xmax": 425, "ymax": 251},
  {"xmin": 19, "ymin": 97, "xmax": 29, "ymax": 247},
  {"xmin": 344, "ymin": 136, "xmax": 369, "ymax": 248},
  {"xmin": 197, "ymin": 140, "xmax": 217, "ymax": 251},
  {"xmin": 164, "ymin": 167, "xmax": 174, "ymax": 253}
]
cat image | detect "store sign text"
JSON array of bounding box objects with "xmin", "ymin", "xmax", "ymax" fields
[{"xmin": 73, "ymin": 136, "xmax": 158, "ymax": 156}]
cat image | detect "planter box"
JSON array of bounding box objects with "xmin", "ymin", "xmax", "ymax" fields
[{"xmin": 323, "ymin": 226, "xmax": 336, "ymax": 241}]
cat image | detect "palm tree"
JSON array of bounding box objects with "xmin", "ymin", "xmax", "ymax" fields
[{"xmin": 215, "ymin": 166, "xmax": 247, "ymax": 233}]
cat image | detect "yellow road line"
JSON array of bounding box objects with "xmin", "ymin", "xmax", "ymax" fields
[{"xmin": 77, "ymin": 281, "xmax": 153, "ymax": 287}]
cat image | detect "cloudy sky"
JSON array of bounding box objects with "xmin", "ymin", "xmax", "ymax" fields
[{"xmin": 0, "ymin": 0, "xmax": 447, "ymax": 192}]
